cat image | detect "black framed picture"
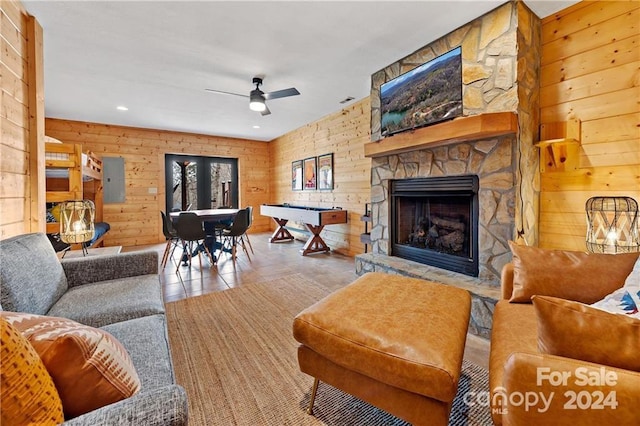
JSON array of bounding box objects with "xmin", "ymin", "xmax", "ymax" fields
[
  {"xmin": 303, "ymin": 157, "xmax": 317, "ymax": 190},
  {"xmin": 317, "ymin": 153, "xmax": 333, "ymax": 190},
  {"xmin": 292, "ymin": 160, "xmax": 303, "ymax": 191}
]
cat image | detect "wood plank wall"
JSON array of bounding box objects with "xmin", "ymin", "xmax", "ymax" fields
[
  {"xmin": 268, "ymin": 98, "xmax": 371, "ymax": 257},
  {"xmin": 1, "ymin": 0, "xmax": 29, "ymax": 238},
  {"xmin": 45, "ymin": 119, "xmax": 271, "ymax": 247},
  {"xmin": 539, "ymin": 1, "xmax": 640, "ymax": 250}
]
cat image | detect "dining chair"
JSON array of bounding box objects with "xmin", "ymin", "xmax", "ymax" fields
[
  {"xmin": 240, "ymin": 206, "xmax": 254, "ymax": 255},
  {"xmin": 221, "ymin": 207, "xmax": 251, "ymax": 263},
  {"xmin": 174, "ymin": 212, "xmax": 215, "ymax": 272},
  {"xmin": 160, "ymin": 211, "xmax": 180, "ymax": 269},
  {"xmin": 213, "ymin": 205, "xmax": 235, "ymax": 239}
]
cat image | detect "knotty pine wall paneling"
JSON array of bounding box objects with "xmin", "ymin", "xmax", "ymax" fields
[
  {"xmin": 0, "ymin": 1, "xmax": 45, "ymax": 239},
  {"xmin": 45, "ymin": 119, "xmax": 271, "ymax": 248},
  {"xmin": 539, "ymin": 1, "xmax": 640, "ymax": 250},
  {"xmin": 269, "ymin": 98, "xmax": 371, "ymax": 256}
]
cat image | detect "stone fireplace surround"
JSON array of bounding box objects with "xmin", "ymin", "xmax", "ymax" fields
[
  {"xmin": 355, "ymin": 2, "xmax": 541, "ymax": 337},
  {"xmin": 356, "ymin": 132, "xmax": 516, "ymax": 338}
]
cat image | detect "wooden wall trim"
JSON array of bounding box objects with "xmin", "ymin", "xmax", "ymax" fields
[{"xmin": 26, "ymin": 14, "xmax": 45, "ymax": 233}]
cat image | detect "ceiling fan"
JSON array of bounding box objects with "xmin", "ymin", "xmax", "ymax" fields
[{"xmin": 206, "ymin": 77, "xmax": 300, "ymax": 116}]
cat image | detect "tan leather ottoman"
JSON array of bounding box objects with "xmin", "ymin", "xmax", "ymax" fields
[{"xmin": 293, "ymin": 272, "xmax": 472, "ymax": 425}]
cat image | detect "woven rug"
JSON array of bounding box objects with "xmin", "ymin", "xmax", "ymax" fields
[{"xmin": 166, "ymin": 274, "xmax": 492, "ymax": 425}]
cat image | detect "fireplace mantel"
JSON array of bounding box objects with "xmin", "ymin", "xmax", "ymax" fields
[{"xmin": 364, "ymin": 112, "xmax": 518, "ymax": 158}]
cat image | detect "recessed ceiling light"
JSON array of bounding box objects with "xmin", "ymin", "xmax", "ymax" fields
[
  {"xmin": 116, "ymin": 106, "xmax": 128, "ymax": 111},
  {"xmin": 252, "ymin": 125, "xmax": 260, "ymax": 129}
]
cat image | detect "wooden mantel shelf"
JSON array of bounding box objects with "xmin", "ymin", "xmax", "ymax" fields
[{"xmin": 364, "ymin": 112, "xmax": 518, "ymax": 158}]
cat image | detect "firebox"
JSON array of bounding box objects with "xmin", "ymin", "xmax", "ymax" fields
[{"xmin": 390, "ymin": 175, "xmax": 479, "ymax": 276}]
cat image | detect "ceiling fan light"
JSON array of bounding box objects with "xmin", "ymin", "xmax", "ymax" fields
[
  {"xmin": 249, "ymin": 90, "xmax": 266, "ymax": 112},
  {"xmin": 249, "ymin": 100, "xmax": 266, "ymax": 112}
]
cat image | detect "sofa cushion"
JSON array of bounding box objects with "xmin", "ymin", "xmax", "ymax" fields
[
  {"xmin": 47, "ymin": 274, "xmax": 165, "ymax": 328},
  {"xmin": 102, "ymin": 314, "xmax": 176, "ymax": 390},
  {"xmin": 1, "ymin": 311, "xmax": 142, "ymax": 419},
  {"xmin": 0, "ymin": 233, "xmax": 68, "ymax": 314},
  {"xmin": 0, "ymin": 317, "xmax": 64, "ymax": 425},
  {"xmin": 533, "ymin": 295, "xmax": 640, "ymax": 371},
  {"xmin": 508, "ymin": 241, "xmax": 639, "ymax": 303}
]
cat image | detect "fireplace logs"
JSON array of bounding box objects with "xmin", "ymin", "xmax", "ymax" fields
[{"xmin": 407, "ymin": 216, "xmax": 466, "ymax": 254}]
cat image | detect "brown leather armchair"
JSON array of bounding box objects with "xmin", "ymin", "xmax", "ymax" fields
[{"xmin": 489, "ymin": 253, "xmax": 640, "ymax": 426}]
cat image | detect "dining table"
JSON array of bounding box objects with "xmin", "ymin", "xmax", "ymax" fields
[
  {"xmin": 170, "ymin": 208, "xmax": 239, "ymax": 263},
  {"xmin": 169, "ymin": 208, "xmax": 239, "ymax": 223}
]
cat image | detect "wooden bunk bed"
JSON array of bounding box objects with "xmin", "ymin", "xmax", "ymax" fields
[{"xmin": 45, "ymin": 141, "xmax": 108, "ymax": 250}]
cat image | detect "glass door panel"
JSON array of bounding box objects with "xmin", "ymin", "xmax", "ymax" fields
[
  {"xmin": 165, "ymin": 154, "xmax": 238, "ymax": 212},
  {"xmin": 210, "ymin": 162, "xmax": 233, "ymax": 208}
]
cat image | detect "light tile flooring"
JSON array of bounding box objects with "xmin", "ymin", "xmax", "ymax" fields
[{"xmin": 126, "ymin": 232, "xmax": 490, "ymax": 368}]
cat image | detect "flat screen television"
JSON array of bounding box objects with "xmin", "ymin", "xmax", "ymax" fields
[{"xmin": 380, "ymin": 46, "xmax": 463, "ymax": 137}]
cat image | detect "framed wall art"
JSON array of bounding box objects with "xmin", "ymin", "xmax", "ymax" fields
[
  {"xmin": 292, "ymin": 160, "xmax": 303, "ymax": 191},
  {"xmin": 303, "ymin": 157, "xmax": 317, "ymax": 190},
  {"xmin": 317, "ymin": 153, "xmax": 333, "ymax": 190}
]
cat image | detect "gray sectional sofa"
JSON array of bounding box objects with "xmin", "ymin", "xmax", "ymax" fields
[{"xmin": 0, "ymin": 232, "xmax": 188, "ymax": 425}]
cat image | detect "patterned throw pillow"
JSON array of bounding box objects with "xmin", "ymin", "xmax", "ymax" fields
[
  {"xmin": 590, "ymin": 257, "xmax": 640, "ymax": 319},
  {"xmin": 46, "ymin": 210, "xmax": 57, "ymax": 223},
  {"xmin": 623, "ymin": 256, "xmax": 640, "ymax": 289},
  {"xmin": 0, "ymin": 317, "xmax": 64, "ymax": 425},
  {"xmin": 1, "ymin": 312, "xmax": 141, "ymax": 419},
  {"xmin": 591, "ymin": 287, "xmax": 640, "ymax": 319}
]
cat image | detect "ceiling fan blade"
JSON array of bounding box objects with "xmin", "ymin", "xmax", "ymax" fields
[
  {"xmin": 260, "ymin": 104, "xmax": 271, "ymax": 116},
  {"xmin": 263, "ymin": 87, "xmax": 300, "ymax": 101},
  {"xmin": 205, "ymin": 88, "xmax": 248, "ymax": 98}
]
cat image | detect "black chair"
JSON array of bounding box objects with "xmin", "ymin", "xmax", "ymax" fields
[
  {"xmin": 221, "ymin": 207, "xmax": 251, "ymax": 263},
  {"xmin": 240, "ymin": 206, "xmax": 254, "ymax": 255},
  {"xmin": 213, "ymin": 205, "xmax": 234, "ymax": 239},
  {"xmin": 175, "ymin": 212, "xmax": 215, "ymax": 272},
  {"xmin": 160, "ymin": 211, "xmax": 180, "ymax": 269}
]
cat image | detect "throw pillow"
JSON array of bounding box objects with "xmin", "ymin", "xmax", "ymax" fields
[
  {"xmin": 0, "ymin": 317, "xmax": 64, "ymax": 425},
  {"xmin": 533, "ymin": 295, "xmax": 640, "ymax": 371},
  {"xmin": 1, "ymin": 312, "xmax": 141, "ymax": 419},
  {"xmin": 50, "ymin": 203, "xmax": 61, "ymax": 222},
  {"xmin": 624, "ymin": 256, "xmax": 640, "ymax": 288},
  {"xmin": 591, "ymin": 287, "xmax": 640, "ymax": 319},
  {"xmin": 508, "ymin": 241, "xmax": 639, "ymax": 303}
]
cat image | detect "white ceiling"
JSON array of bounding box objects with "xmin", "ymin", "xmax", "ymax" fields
[{"xmin": 23, "ymin": 1, "xmax": 578, "ymax": 142}]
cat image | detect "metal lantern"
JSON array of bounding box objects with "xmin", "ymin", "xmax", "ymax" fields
[
  {"xmin": 586, "ymin": 196, "xmax": 640, "ymax": 254},
  {"xmin": 59, "ymin": 200, "xmax": 95, "ymax": 255}
]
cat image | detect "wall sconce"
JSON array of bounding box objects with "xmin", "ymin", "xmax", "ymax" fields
[
  {"xmin": 586, "ymin": 196, "xmax": 639, "ymax": 254},
  {"xmin": 59, "ymin": 200, "xmax": 95, "ymax": 256}
]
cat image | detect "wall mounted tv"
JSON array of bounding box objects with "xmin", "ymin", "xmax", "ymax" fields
[{"xmin": 380, "ymin": 46, "xmax": 463, "ymax": 138}]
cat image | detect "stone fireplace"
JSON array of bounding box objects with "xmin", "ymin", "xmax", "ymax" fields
[
  {"xmin": 355, "ymin": 1, "xmax": 541, "ymax": 337},
  {"xmin": 367, "ymin": 133, "xmax": 517, "ymax": 284}
]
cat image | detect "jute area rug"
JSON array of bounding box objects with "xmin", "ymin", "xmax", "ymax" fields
[{"xmin": 166, "ymin": 274, "xmax": 492, "ymax": 425}]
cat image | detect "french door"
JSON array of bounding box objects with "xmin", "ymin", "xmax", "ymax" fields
[{"xmin": 165, "ymin": 154, "xmax": 238, "ymax": 212}]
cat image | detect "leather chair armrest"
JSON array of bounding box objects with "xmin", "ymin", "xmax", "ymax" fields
[
  {"xmin": 500, "ymin": 262, "xmax": 514, "ymax": 300},
  {"xmin": 498, "ymin": 352, "xmax": 639, "ymax": 426}
]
